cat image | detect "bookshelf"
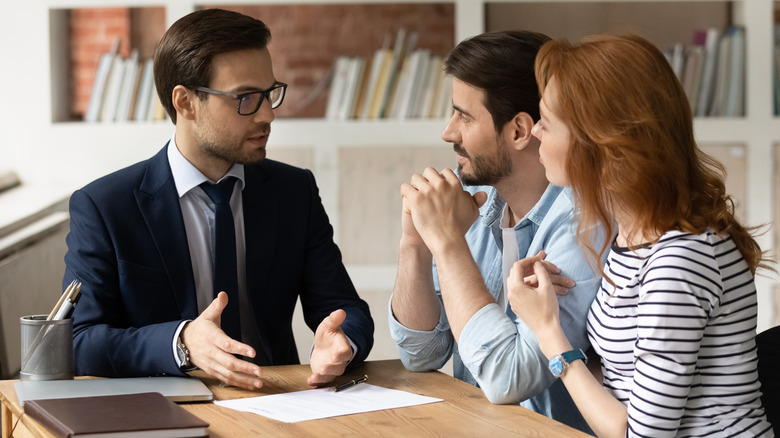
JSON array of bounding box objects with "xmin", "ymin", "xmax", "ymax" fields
[{"xmin": 0, "ymin": 0, "xmax": 777, "ymax": 368}]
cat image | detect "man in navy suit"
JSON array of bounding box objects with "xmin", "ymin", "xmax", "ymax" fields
[{"xmin": 64, "ymin": 8, "xmax": 373, "ymax": 390}]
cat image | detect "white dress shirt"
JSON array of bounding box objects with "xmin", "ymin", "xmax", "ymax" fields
[{"xmin": 166, "ymin": 134, "xmax": 248, "ymax": 366}]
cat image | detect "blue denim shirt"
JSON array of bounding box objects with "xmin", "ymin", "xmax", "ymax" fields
[{"xmin": 389, "ymin": 183, "xmax": 600, "ymax": 434}]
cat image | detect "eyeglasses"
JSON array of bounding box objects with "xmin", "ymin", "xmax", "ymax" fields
[{"xmin": 193, "ymin": 82, "xmax": 287, "ymax": 115}]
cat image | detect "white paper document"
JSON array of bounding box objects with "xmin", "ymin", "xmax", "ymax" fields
[{"xmin": 214, "ymin": 383, "xmax": 442, "ymax": 423}]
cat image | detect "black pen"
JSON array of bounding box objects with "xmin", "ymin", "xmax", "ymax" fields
[{"xmin": 333, "ymin": 375, "xmax": 368, "ymax": 392}]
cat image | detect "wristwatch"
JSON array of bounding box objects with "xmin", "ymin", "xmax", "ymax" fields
[
  {"xmin": 176, "ymin": 334, "xmax": 192, "ymax": 369},
  {"xmin": 548, "ymin": 348, "xmax": 587, "ymax": 378}
]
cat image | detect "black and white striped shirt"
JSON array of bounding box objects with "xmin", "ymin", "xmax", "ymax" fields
[{"xmin": 587, "ymin": 230, "xmax": 773, "ymax": 437}]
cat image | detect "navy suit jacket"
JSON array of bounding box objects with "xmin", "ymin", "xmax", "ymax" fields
[{"xmin": 64, "ymin": 145, "xmax": 374, "ymax": 377}]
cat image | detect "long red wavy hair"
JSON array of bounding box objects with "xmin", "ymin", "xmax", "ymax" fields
[{"xmin": 534, "ymin": 33, "xmax": 769, "ymax": 275}]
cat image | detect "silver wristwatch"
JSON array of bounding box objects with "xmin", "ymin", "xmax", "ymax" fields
[
  {"xmin": 548, "ymin": 348, "xmax": 587, "ymax": 378},
  {"xmin": 176, "ymin": 334, "xmax": 192, "ymax": 369}
]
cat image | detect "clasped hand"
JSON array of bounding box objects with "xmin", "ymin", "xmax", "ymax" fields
[
  {"xmin": 506, "ymin": 252, "xmax": 568, "ymax": 348},
  {"xmin": 182, "ymin": 293, "xmax": 353, "ymax": 390},
  {"xmin": 399, "ymin": 167, "xmax": 487, "ymax": 254}
]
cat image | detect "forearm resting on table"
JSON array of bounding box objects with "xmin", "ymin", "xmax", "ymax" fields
[{"xmin": 457, "ymin": 305, "xmax": 552, "ymax": 404}]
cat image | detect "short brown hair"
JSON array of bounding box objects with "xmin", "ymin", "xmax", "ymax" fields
[
  {"xmin": 153, "ymin": 8, "xmax": 271, "ymax": 124},
  {"xmin": 444, "ymin": 30, "xmax": 550, "ymax": 131}
]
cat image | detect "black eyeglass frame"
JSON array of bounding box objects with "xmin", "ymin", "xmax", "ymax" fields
[{"xmin": 192, "ymin": 81, "xmax": 287, "ymax": 115}]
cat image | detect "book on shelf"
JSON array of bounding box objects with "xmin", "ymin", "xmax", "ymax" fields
[
  {"xmin": 426, "ymin": 57, "xmax": 446, "ymax": 118},
  {"xmin": 409, "ymin": 53, "xmax": 435, "ymax": 119},
  {"xmin": 366, "ymin": 48, "xmax": 396, "ymax": 119},
  {"xmin": 359, "ymin": 42, "xmax": 391, "ymax": 120},
  {"xmin": 388, "ymin": 51, "xmax": 413, "ymax": 119},
  {"xmin": 351, "ymin": 56, "xmax": 374, "ymax": 119},
  {"xmin": 392, "ymin": 49, "xmax": 430, "ymax": 119},
  {"xmin": 325, "ymin": 56, "xmax": 351, "ymax": 120},
  {"xmin": 703, "ymin": 26, "xmax": 745, "ymax": 117},
  {"xmin": 664, "ymin": 25, "xmax": 745, "ymax": 118},
  {"xmin": 115, "ymin": 49, "xmax": 140, "ymax": 122},
  {"xmin": 339, "ymin": 58, "xmax": 367, "ymax": 120},
  {"xmin": 434, "ymin": 75, "xmax": 453, "ymax": 119},
  {"xmin": 724, "ymin": 26, "xmax": 745, "ymax": 117},
  {"xmin": 83, "ymin": 42, "xmax": 163, "ymax": 123},
  {"xmin": 708, "ymin": 29, "xmax": 732, "ymax": 117},
  {"xmin": 695, "ymin": 27, "xmax": 721, "ymax": 118},
  {"xmin": 682, "ymin": 44, "xmax": 704, "ymax": 114},
  {"xmin": 84, "ymin": 38, "xmax": 120, "ymax": 123},
  {"xmin": 326, "ymin": 29, "xmax": 451, "ymax": 120},
  {"xmin": 380, "ymin": 30, "xmax": 418, "ymax": 119},
  {"xmin": 324, "ymin": 56, "xmax": 368, "ymax": 121},
  {"xmin": 99, "ymin": 53, "xmax": 127, "ymax": 123},
  {"xmin": 418, "ymin": 55, "xmax": 443, "ymax": 118},
  {"xmin": 774, "ymin": 26, "xmax": 780, "ymax": 116},
  {"xmin": 134, "ymin": 59, "xmax": 155, "ymax": 122},
  {"xmin": 135, "ymin": 59, "xmax": 160, "ymax": 121},
  {"xmin": 665, "ymin": 42, "xmax": 685, "ymax": 82},
  {"xmin": 125, "ymin": 57, "xmax": 145, "ymax": 121},
  {"xmin": 387, "ymin": 33, "xmax": 422, "ymax": 119},
  {"xmin": 24, "ymin": 392, "xmax": 208, "ymax": 438},
  {"xmin": 775, "ymin": 25, "xmax": 780, "ymax": 116}
]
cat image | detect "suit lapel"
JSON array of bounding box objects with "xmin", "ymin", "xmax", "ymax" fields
[{"xmin": 135, "ymin": 145, "xmax": 198, "ymax": 319}]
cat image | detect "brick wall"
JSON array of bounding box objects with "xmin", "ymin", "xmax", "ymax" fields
[
  {"xmin": 68, "ymin": 4, "xmax": 454, "ymax": 120},
  {"xmin": 68, "ymin": 7, "xmax": 165, "ymax": 119},
  {"xmin": 69, "ymin": 8, "xmax": 131, "ymax": 119}
]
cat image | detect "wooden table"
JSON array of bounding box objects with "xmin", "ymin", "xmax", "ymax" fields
[{"xmin": 1, "ymin": 359, "xmax": 590, "ymax": 437}]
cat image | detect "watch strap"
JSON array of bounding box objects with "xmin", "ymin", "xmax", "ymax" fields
[{"xmin": 560, "ymin": 348, "xmax": 587, "ymax": 366}]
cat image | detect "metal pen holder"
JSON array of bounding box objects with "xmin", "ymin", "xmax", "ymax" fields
[{"xmin": 19, "ymin": 315, "xmax": 74, "ymax": 381}]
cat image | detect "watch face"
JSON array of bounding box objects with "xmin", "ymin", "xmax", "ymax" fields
[{"xmin": 549, "ymin": 357, "xmax": 564, "ymax": 377}]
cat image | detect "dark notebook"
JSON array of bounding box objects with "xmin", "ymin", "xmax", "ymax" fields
[{"xmin": 23, "ymin": 391, "xmax": 209, "ymax": 437}]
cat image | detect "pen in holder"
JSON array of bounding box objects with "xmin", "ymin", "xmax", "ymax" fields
[
  {"xmin": 20, "ymin": 315, "xmax": 74, "ymax": 381},
  {"xmin": 19, "ymin": 280, "xmax": 80, "ymax": 381}
]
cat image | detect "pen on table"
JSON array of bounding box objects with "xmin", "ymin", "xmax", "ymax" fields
[{"xmin": 333, "ymin": 375, "xmax": 368, "ymax": 392}]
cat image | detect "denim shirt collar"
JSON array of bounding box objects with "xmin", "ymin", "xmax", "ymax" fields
[{"xmin": 477, "ymin": 183, "xmax": 565, "ymax": 250}]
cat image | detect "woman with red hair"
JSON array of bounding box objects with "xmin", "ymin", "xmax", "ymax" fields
[{"xmin": 508, "ymin": 33, "xmax": 773, "ymax": 437}]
